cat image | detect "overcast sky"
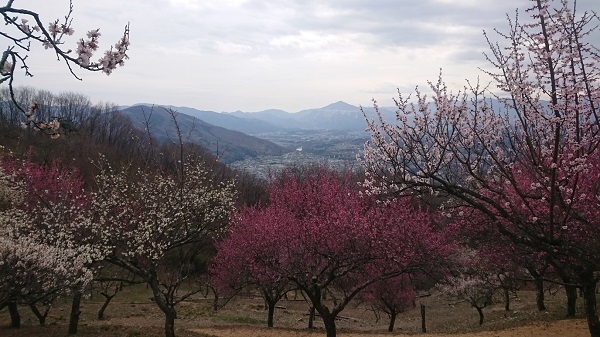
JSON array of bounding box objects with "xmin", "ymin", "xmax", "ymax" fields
[{"xmin": 10, "ymin": 0, "xmax": 599, "ymax": 112}]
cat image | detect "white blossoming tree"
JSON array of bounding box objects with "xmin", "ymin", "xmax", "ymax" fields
[
  {"xmin": 439, "ymin": 274, "xmax": 496, "ymax": 326},
  {"xmin": 0, "ymin": 0, "xmax": 130, "ymax": 138},
  {"xmin": 437, "ymin": 248, "xmax": 507, "ymax": 327},
  {"xmin": 0, "ymin": 236, "xmax": 92, "ymax": 327},
  {"xmin": 90, "ymin": 158, "xmax": 236, "ymax": 337},
  {"xmin": 361, "ymin": 0, "xmax": 600, "ymax": 336},
  {"xmin": 0, "ymin": 164, "xmax": 93, "ymax": 329}
]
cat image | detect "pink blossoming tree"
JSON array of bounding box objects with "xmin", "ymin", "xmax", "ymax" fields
[
  {"xmin": 359, "ymin": 274, "xmax": 416, "ymax": 332},
  {"xmin": 212, "ymin": 168, "xmax": 449, "ymax": 337},
  {"xmin": 361, "ymin": 1, "xmax": 600, "ymax": 335},
  {"xmin": 210, "ymin": 205, "xmax": 293, "ymax": 327}
]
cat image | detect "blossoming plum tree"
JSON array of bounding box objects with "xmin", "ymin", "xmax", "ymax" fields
[
  {"xmin": 438, "ymin": 248, "xmax": 515, "ymax": 326},
  {"xmin": 212, "ymin": 168, "xmax": 449, "ymax": 337},
  {"xmin": 359, "ymin": 275, "xmax": 416, "ymax": 332},
  {"xmin": 361, "ymin": 0, "xmax": 600, "ymax": 335},
  {"xmin": 0, "ymin": 236, "xmax": 91, "ymax": 327},
  {"xmin": 210, "ymin": 205, "xmax": 293, "ymax": 327},
  {"xmin": 90, "ymin": 158, "xmax": 236, "ymax": 337},
  {"xmin": 0, "ymin": 0, "xmax": 130, "ymax": 137},
  {"xmin": 0, "ymin": 159, "xmax": 93, "ymax": 329}
]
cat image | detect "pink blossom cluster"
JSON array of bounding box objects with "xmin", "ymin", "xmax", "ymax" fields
[
  {"xmin": 76, "ymin": 29, "xmax": 100, "ymax": 66},
  {"xmin": 18, "ymin": 102, "xmax": 61, "ymax": 138},
  {"xmin": 0, "ymin": 60, "xmax": 12, "ymax": 75}
]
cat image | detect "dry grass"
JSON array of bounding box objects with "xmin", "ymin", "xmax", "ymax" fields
[{"xmin": 0, "ymin": 284, "xmax": 594, "ymax": 337}]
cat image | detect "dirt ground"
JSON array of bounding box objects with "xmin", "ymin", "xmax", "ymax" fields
[
  {"xmin": 192, "ymin": 319, "xmax": 589, "ymax": 337},
  {"xmin": 1, "ymin": 285, "xmax": 594, "ymax": 337}
]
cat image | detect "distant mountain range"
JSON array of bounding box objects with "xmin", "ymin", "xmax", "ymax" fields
[
  {"xmin": 126, "ymin": 101, "xmax": 398, "ymax": 134},
  {"xmin": 120, "ymin": 101, "xmax": 399, "ymax": 164},
  {"xmin": 121, "ymin": 106, "xmax": 288, "ymax": 164}
]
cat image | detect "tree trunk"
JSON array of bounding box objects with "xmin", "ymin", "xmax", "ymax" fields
[
  {"xmin": 29, "ymin": 303, "xmax": 49, "ymax": 325},
  {"xmin": 582, "ymin": 272, "xmax": 600, "ymax": 337},
  {"xmin": 212, "ymin": 291, "xmax": 219, "ymax": 311},
  {"xmin": 565, "ymin": 284, "xmax": 577, "ymax": 317},
  {"xmin": 164, "ymin": 310, "xmax": 176, "ymax": 337},
  {"xmin": 308, "ymin": 306, "xmax": 315, "ymax": 329},
  {"xmin": 153, "ymin": 293, "xmax": 177, "ymax": 337},
  {"xmin": 503, "ymin": 287, "xmax": 510, "ymax": 311},
  {"xmin": 267, "ymin": 300, "xmax": 276, "ymax": 327},
  {"xmin": 148, "ymin": 279, "xmax": 177, "ymax": 337},
  {"xmin": 321, "ymin": 312, "xmax": 337, "ymax": 337},
  {"xmin": 534, "ymin": 277, "xmax": 547, "ymax": 311},
  {"xmin": 98, "ymin": 293, "xmax": 116, "ymax": 320},
  {"xmin": 388, "ymin": 309, "xmax": 397, "ymax": 332},
  {"xmin": 8, "ymin": 301, "xmax": 20, "ymax": 328},
  {"xmin": 420, "ymin": 303, "xmax": 426, "ymax": 333},
  {"xmin": 474, "ymin": 305, "xmax": 484, "ymax": 326},
  {"xmin": 68, "ymin": 291, "xmax": 82, "ymax": 334}
]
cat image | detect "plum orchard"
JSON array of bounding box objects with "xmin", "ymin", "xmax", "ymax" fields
[
  {"xmin": 0, "ymin": 153, "xmax": 235, "ymax": 337},
  {"xmin": 361, "ymin": 0, "xmax": 600, "ymax": 335}
]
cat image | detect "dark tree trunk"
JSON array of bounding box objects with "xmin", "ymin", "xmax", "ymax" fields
[
  {"xmin": 582, "ymin": 272, "xmax": 600, "ymax": 337},
  {"xmin": 321, "ymin": 312, "xmax": 337, "ymax": 337},
  {"xmin": 267, "ymin": 300, "xmax": 276, "ymax": 327},
  {"xmin": 388, "ymin": 309, "xmax": 397, "ymax": 332},
  {"xmin": 420, "ymin": 303, "xmax": 426, "ymax": 333},
  {"xmin": 474, "ymin": 305, "xmax": 484, "ymax": 326},
  {"xmin": 212, "ymin": 291, "xmax": 219, "ymax": 311},
  {"xmin": 164, "ymin": 310, "xmax": 176, "ymax": 337},
  {"xmin": 154, "ymin": 295, "xmax": 177, "ymax": 337},
  {"xmin": 308, "ymin": 306, "xmax": 315, "ymax": 329},
  {"xmin": 98, "ymin": 293, "xmax": 116, "ymax": 320},
  {"xmin": 534, "ymin": 277, "xmax": 547, "ymax": 311},
  {"xmin": 503, "ymin": 287, "xmax": 510, "ymax": 311},
  {"xmin": 68, "ymin": 291, "xmax": 82, "ymax": 334},
  {"xmin": 148, "ymin": 279, "xmax": 177, "ymax": 337},
  {"xmin": 8, "ymin": 301, "xmax": 20, "ymax": 328},
  {"xmin": 29, "ymin": 303, "xmax": 49, "ymax": 325},
  {"xmin": 565, "ymin": 284, "xmax": 577, "ymax": 317}
]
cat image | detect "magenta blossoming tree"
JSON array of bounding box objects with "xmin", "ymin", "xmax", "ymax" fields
[
  {"xmin": 0, "ymin": 0, "xmax": 130, "ymax": 137},
  {"xmin": 361, "ymin": 1, "xmax": 600, "ymax": 335},
  {"xmin": 210, "ymin": 205, "xmax": 293, "ymax": 327},
  {"xmin": 359, "ymin": 274, "xmax": 416, "ymax": 332},
  {"xmin": 213, "ymin": 168, "xmax": 449, "ymax": 337}
]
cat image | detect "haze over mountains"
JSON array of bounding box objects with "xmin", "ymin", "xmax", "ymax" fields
[
  {"xmin": 121, "ymin": 101, "xmax": 398, "ymax": 165},
  {"xmin": 124, "ymin": 101, "xmax": 397, "ymax": 134}
]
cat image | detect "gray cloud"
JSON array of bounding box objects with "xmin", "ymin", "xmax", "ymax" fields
[{"xmin": 9, "ymin": 0, "xmax": 597, "ymax": 112}]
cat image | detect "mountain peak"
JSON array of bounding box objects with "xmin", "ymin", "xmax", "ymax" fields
[{"xmin": 321, "ymin": 101, "xmax": 357, "ymax": 111}]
